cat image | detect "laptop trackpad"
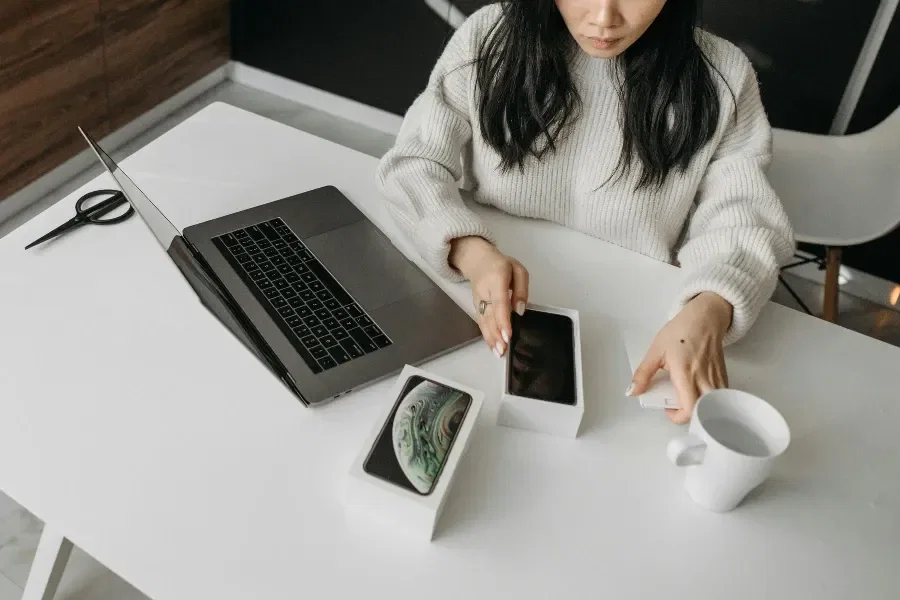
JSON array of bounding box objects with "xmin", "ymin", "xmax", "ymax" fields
[{"xmin": 304, "ymin": 221, "xmax": 434, "ymax": 310}]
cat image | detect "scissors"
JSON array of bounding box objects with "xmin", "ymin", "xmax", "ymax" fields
[{"xmin": 25, "ymin": 189, "xmax": 135, "ymax": 250}]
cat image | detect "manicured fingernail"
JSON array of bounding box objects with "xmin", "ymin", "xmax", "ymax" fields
[
  {"xmin": 493, "ymin": 347, "xmax": 502, "ymax": 359},
  {"xmin": 495, "ymin": 342, "xmax": 505, "ymax": 357},
  {"xmin": 625, "ymin": 383, "xmax": 635, "ymax": 397},
  {"xmin": 502, "ymin": 330, "xmax": 510, "ymax": 344},
  {"xmin": 516, "ymin": 302, "xmax": 526, "ymax": 315}
]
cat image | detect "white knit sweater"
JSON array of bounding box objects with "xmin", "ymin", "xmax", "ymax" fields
[{"xmin": 375, "ymin": 5, "xmax": 795, "ymax": 344}]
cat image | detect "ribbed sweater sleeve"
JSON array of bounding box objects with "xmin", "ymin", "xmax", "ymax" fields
[
  {"xmin": 671, "ymin": 54, "xmax": 796, "ymax": 345},
  {"xmin": 374, "ymin": 8, "xmax": 497, "ymax": 282}
]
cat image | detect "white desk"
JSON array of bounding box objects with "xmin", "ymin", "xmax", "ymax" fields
[{"xmin": 2, "ymin": 102, "xmax": 899, "ymax": 600}]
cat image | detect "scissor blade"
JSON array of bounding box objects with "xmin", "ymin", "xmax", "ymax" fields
[{"xmin": 24, "ymin": 217, "xmax": 83, "ymax": 250}]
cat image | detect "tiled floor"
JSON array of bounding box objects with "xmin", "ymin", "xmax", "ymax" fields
[
  {"xmin": 774, "ymin": 272, "xmax": 900, "ymax": 347},
  {"xmin": 0, "ymin": 576, "xmax": 18, "ymax": 600},
  {"xmin": 1, "ymin": 80, "xmax": 898, "ymax": 600}
]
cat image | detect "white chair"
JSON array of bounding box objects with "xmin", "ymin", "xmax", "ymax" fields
[{"xmin": 766, "ymin": 104, "xmax": 900, "ymax": 322}]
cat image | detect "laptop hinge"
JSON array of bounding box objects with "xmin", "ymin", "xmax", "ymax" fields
[{"xmin": 168, "ymin": 236, "xmax": 308, "ymax": 406}]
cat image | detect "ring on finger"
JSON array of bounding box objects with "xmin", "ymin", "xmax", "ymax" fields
[{"xmin": 477, "ymin": 299, "xmax": 491, "ymax": 316}]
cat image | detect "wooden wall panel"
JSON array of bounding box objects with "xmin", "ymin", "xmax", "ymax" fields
[
  {"xmin": 0, "ymin": 0, "xmax": 109, "ymax": 201},
  {"xmin": 101, "ymin": 0, "xmax": 229, "ymax": 130}
]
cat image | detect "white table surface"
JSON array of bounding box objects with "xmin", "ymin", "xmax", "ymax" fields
[{"xmin": 1, "ymin": 102, "xmax": 898, "ymax": 600}]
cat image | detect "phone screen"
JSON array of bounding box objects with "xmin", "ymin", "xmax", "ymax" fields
[
  {"xmin": 363, "ymin": 375, "xmax": 473, "ymax": 495},
  {"xmin": 507, "ymin": 310, "xmax": 577, "ymax": 405}
]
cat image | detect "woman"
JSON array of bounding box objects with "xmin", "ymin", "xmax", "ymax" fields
[{"xmin": 375, "ymin": 0, "xmax": 795, "ymax": 423}]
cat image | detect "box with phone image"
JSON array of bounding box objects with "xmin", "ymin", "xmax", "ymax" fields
[
  {"xmin": 345, "ymin": 365, "xmax": 484, "ymax": 541},
  {"xmin": 498, "ymin": 304, "xmax": 584, "ymax": 438}
]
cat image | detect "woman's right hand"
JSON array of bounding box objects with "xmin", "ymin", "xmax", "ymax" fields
[{"xmin": 449, "ymin": 236, "xmax": 529, "ymax": 358}]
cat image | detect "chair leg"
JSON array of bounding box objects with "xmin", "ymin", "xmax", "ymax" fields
[{"xmin": 822, "ymin": 247, "xmax": 842, "ymax": 322}]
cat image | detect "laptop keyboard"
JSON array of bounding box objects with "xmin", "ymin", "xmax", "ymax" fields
[{"xmin": 212, "ymin": 218, "xmax": 392, "ymax": 373}]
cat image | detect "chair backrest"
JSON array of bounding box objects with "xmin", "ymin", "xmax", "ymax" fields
[
  {"xmin": 850, "ymin": 103, "xmax": 900, "ymax": 151},
  {"xmin": 768, "ymin": 104, "xmax": 900, "ymax": 247}
]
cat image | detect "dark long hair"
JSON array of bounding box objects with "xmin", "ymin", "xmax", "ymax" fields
[{"xmin": 473, "ymin": 0, "xmax": 725, "ymax": 189}]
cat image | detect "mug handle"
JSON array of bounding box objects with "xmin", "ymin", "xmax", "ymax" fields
[{"xmin": 667, "ymin": 435, "xmax": 707, "ymax": 467}]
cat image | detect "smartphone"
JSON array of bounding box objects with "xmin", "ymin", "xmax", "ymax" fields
[
  {"xmin": 363, "ymin": 375, "xmax": 473, "ymax": 495},
  {"xmin": 507, "ymin": 309, "xmax": 577, "ymax": 405}
]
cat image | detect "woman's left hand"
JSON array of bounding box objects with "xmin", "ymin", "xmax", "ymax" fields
[{"xmin": 628, "ymin": 293, "xmax": 733, "ymax": 424}]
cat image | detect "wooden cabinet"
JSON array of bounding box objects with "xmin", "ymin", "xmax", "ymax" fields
[
  {"xmin": 0, "ymin": 0, "xmax": 229, "ymax": 202},
  {"xmin": 101, "ymin": 0, "xmax": 229, "ymax": 129},
  {"xmin": 0, "ymin": 0, "xmax": 109, "ymax": 200}
]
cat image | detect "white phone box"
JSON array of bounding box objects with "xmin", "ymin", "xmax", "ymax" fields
[
  {"xmin": 621, "ymin": 328, "xmax": 679, "ymax": 410},
  {"xmin": 345, "ymin": 365, "xmax": 484, "ymax": 541},
  {"xmin": 498, "ymin": 304, "xmax": 584, "ymax": 438}
]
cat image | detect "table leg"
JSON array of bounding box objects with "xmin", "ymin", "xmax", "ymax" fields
[{"xmin": 21, "ymin": 526, "xmax": 72, "ymax": 600}]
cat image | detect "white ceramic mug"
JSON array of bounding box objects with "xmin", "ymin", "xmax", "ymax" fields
[{"xmin": 667, "ymin": 389, "xmax": 790, "ymax": 512}]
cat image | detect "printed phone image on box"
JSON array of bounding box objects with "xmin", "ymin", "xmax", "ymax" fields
[
  {"xmin": 364, "ymin": 374, "xmax": 472, "ymax": 495},
  {"xmin": 346, "ymin": 365, "xmax": 484, "ymax": 540},
  {"xmin": 498, "ymin": 304, "xmax": 584, "ymax": 438}
]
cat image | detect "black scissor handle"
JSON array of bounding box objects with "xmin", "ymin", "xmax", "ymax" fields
[{"xmin": 75, "ymin": 189, "xmax": 134, "ymax": 225}]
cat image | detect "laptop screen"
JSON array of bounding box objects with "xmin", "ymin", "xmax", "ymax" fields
[{"xmin": 79, "ymin": 127, "xmax": 181, "ymax": 249}]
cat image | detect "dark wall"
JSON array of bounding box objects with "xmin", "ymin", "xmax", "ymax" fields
[
  {"xmin": 231, "ymin": 1, "xmax": 900, "ymax": 282},
  {"xmin": 231, "ymin": 0, "xmax": 894, "ymax": 133},
  {"xmin": 701, "ymin": 0, "xmax": 881, "ymax": 133},
  {"xmin": 231, "ymin": 0, "xmax": 454, "ymax": 116}
]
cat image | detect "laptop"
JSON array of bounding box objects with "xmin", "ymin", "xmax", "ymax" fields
[{"xmin": 79, "ymin": 127, "xmax": 481, "ymax": 406}]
